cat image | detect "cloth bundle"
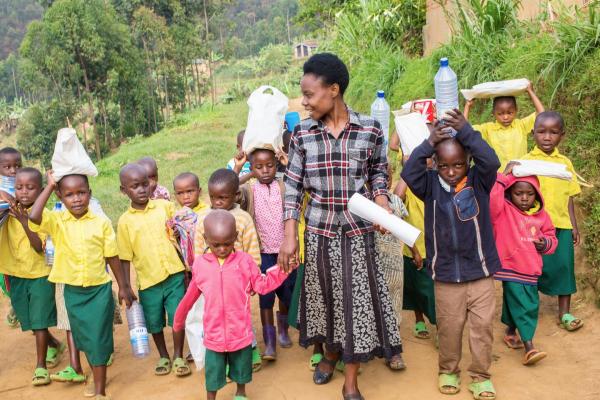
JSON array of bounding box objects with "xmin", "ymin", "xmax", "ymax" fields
[
  {"xmin": 461, "ymin": 78, "xmax": 530, "ymax": 101},
  {"xmin": 51, "ymin": 128, "xmax": 98, "ymax": 181},
  {"xmin": 166, "ymin": 207, "xmax": 198, "ymax": 268},
  {"xmin": 512, "ymin": 159, "xmax": 573, "ymax": 181},
  {"xmin": 394, "ymin": 112, "xmax": 430, "ymax": 156}
]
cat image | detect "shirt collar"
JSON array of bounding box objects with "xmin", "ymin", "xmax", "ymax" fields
[
  {"xmin": 193, "ymin": 202, "xmax": 208, "ymax": 213},
  {"xmin": 61, "ymin": 209, "xmax": 95, "ymax": 221},
  {"xmin": 492, "ymin": 120, "xmax": 516, "ymax": 130},
  {"xmin": 128, "ymin": 200, "xmax": 156, "ymax": 213},
  {"xmin": 530, "ymin": 146, "xmax": 560, "ymax": 158}
]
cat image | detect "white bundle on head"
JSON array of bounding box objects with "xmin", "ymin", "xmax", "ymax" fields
[
  {"xmin": 243, "ymin": 85, "xmax": 289, "ymax": 154},
  {"xmin": 512, "ymin": 159, "xmax": 573, "ymax": 181},
  {"xmin": 461, "ymin": 78, "xmax": 530, "ymax": 101},
  {"xmin": 51, "ymin": 128, "xmax": 98, "ymax": 181}
]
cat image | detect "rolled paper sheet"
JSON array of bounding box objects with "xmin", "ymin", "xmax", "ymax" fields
[{"xmin": 348, "ymin": 193, "xmax": 421, "ymax": 247}]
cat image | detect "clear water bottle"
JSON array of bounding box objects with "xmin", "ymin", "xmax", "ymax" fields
[
  {"xmin": 434, "ymin": 57, "xmax": 459, "ymax": 137},
  {"xmin": 45, "ymin": 237, "xmax": 55, "ymax": 266},
  {"xmin": 370, "ymin": 90, "xmax": 391, "ymax": 152},
  {"xmin": 53, "ymin": 201, "xmax": 62, "ymax": 212},
  {"xmin": 126, "ymin": 301, "xmax": 150, "ymax": 358},
  {"xmin": 0, "ymin": 175, "xmax": 15, "ymax": 196}
]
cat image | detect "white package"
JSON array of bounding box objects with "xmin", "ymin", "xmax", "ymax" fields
[
  {"xmin": 51, "ymin": 128, "xmax": 98, "ymax": 181},
  {"xmin": 243, "ymin": 85, "xmax": 288, "ymax": 154},
  {"xmin": 394, "ymin": 112, "xmax": 430, "ymax": 156},
  {"xmin": 512, "ymin": 159, "xmax": 573, "ymax": 181},
  {"xmin": 348, "ymin": 193, "xmax": 421, "ymax": 247},
  {"xmin": 185, "ymin": 296, "xmax": 206, "ymax": 371},
  {"xmin": 461, "ymin": 78, "xmax": 530, "ymax": 101}
]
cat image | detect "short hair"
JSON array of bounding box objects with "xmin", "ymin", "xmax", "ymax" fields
[
  {"xmin": 248, "ymin": 148, "xmax": 276, "ymax": 164},
  {"xmin": 236, "ymin": 130, "xmax": 245, "ymax": 146},
  {"xmin": 137, "ymin": 156, "xmax": 157, "ymax": 170},
  {"xmin": 57, "ymin": 174, "xmax": 89, "ymax": 191},
  {"xmin": 203, "ymin": 209, "xmax": 236, "ymax": 236},
  {"xmin": 0, "ymin": 147, "xmax": 21, "ymax": 160},
  {"xmin": 16, "ymin": 167, "xmax": 42, "ymax": 186},
  {"xmin": 303, "ymin": 53, "xmax": 350, "ymax": 95},
  {"xmin": 492, "ymin": 96, "xmax": 517, "ymax": 110},
  {"xmin": 208, "ymin": 168, "xmax": 239, "ymax": 193},
  {"xmin": 433, "ymin": 138, "xmax": 471, "ymax": 162},
  {"xmin": 119, "ymin": 163, "xmax": 147, "ymax": 184},
  {"xmin": 173, "ymin": 172, "xmax": 200, "ymax": 188},
  {"xmin": 534, "ymin": 111, "xmax": 565, "ymax": 131}
]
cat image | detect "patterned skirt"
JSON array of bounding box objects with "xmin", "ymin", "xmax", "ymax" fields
[{"xmin": 298, "ymin": 227, "xmax": 402, "ymax": 363}]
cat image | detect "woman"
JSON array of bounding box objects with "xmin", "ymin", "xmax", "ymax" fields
[{"xmin": 278, "ymin": 53, "xmax": 403, "ymax": 400}]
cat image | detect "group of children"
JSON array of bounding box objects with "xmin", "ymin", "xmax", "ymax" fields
[{"xmin": 0, "ymin": 79, "xmax": 585, "ymax": 400}]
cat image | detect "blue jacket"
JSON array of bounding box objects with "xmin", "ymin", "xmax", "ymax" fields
[{"xmin": 401, "ymin": 124, "xmax": 502, "ymax": 283}]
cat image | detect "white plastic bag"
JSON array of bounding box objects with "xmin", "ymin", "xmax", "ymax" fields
[
  {"xmin": 185, "ymin": 296, "xmax": 206, "ymax": 371},
  {"xmin": 461, "ymin": 78, "xmax": 530, "ymax": 101},
  {"xmin": 394, "ymin": 113, "xmax": 430, "ymax": 156},
  {"xmin": 512, "ymin": 159, "xmax": 573, "ymax": 181},
  {"xmin": 51, "ymin": 128, "xmax": 98, "ymax": 181},
  {"xmin": 243, "ymin": 86, "xmax": 288, "ymax": 154}
]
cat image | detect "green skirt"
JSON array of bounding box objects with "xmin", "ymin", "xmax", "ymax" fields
[
  {"xmin": 402, "ymin": 257, "xmax": 436, "ymax": 325},
  {"xmin": 287, "ymin": 263, "xmax": 304, "ymax": 329},
  {"xmin": 64, "ymin": 282, "xmax": 114, "ymax": 366},
  {"xmin": 540, "ymin": 229, "xmax": 576, "ymax": 296},
  {"xmin": 501, "ymin": 281, "xmax": 539, "ymax": 342},
  {"xmin": 9, "ymin": 276, "xmax": 56, "ymax": 332}
]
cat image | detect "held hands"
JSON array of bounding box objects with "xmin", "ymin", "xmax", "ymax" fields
[
  {"xmin": 118, "ymin": 285, "xmax": 137, "ymax": 308},
  {"xmin": 503, "ymin": 161, "xmax": 521, "ymax": 175},
  {"xmin": 277, "ymin": 235, "xmax": 299, "ymax": 273}
]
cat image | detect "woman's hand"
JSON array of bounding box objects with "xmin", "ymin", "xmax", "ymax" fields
[
  {"xmin": 278, "ymin": 234, "xmax": 299, "ymax": 273},
  {"xmin": 374, "ymin": 194, "xmax": 392, "ymax": 234},
  {"xmin": 276, "ymin": 151, "xmax": 289, "ymax": 167}
]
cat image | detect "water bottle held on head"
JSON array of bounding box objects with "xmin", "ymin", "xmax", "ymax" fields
[
  {"xmin": 126, "ymin": 301, "xmax": 151, "ymax": 358},
  {"xmin": 371, "ymin": 90, "xmax": 391, "ymax": 153},
  {"xmin": 434, "ymin": 57, "xmax": 459, "ymax": 137}
]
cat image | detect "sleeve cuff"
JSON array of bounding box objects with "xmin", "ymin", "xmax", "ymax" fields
[
  {"xmin": 28, "ymin": 220, "xmax": 41, "ymax": 233},
  {"xmin": 372, "ymin": 188, "xmax": 389, "ymax": 199},
  {"xmin": 283, "ymin": 209, "xmax": 300, "ymax": 221}
]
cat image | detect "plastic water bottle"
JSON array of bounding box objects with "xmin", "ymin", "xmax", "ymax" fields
[
  {"xmin": 45, "ymin": 237, "xmax": 55, "ymax": 266},
  {"xmin": 126, "ymin": 301, "xmax": 150, "ymax": 358},
  {"xmin": 370, "ymin": 90, "xmax": 391, "ymax": 152},
  {"xmin": 0, "ymin": 176, "xmax": 15, "ymax": 210},
  {"xmin": 434, "ymin": 57, "xmax": 459, "ymax": 137}
]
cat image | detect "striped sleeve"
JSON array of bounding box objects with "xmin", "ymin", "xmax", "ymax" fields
[{"xmin": 240, "ymin": 214, "xmax": 261, "ymax": 267}]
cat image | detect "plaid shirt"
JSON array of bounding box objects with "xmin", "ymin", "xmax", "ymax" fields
[{"xmin": 283, "ymin": 107, "xmax": 389, "ymax": 238}]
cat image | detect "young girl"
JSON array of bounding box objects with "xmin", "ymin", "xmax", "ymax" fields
[
  {"xmin": 174, "ymin": 210, "xmax": 294, "ymax": 400},
  {"xmin": 490, "ymin": 163, "xmax": 557, "ymax": 365}
]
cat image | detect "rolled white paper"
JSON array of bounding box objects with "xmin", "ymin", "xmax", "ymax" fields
[{"xmin": 348, "ymin": 193, "xmax": 421, "ymax": 247}]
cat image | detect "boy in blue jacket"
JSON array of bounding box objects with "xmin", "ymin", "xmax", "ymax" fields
[{"xmin": 402, "ymin": 109, "xmax": 502, "ymax": 400}]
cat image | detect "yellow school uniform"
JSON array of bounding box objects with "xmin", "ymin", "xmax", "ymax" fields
[
  {"xmin": 0, "ymin": 209, "xmax": 48, "ymax": 278},
  {"xmin": 117, "ymin": 199, "xmax": 185, "ymax": 290},
  {"xmin": 474, "ymin": 112, "xmax": 536, "ymax": 171},
  {"xmin": 194, "ymin": 205, "xmax": 261, "ymax": 266},
  {"xmin": 29, "ymin": 210, "xmax": 117, "ymax": 286},
  {"xmin": 402, "ymin": 189, "xmax": 426, "ymax": 258},
  {"xmin": 521, "ymin": 146, "xmax": 581, "ymax": 229},
  {"xmin": 192, "ymin": 201, "xmax": 208, "ymax": 214}
]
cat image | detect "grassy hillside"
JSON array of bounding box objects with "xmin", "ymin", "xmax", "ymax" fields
[{"xmin": 92, "ymin": 101, "xmax": 247, "ymax": 223}]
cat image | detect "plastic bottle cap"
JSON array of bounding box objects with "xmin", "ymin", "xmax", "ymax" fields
[
  {"xmin": 440, "ymin": 58, "xmax": 449, "ymax": 67},
  {"xmin": 377, "ymin": 90, "xmax": 385, "ymax": 98}
]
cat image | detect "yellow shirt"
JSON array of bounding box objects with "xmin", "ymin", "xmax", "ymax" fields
[
  {"xmin": 521, "ymin": 146, "xmax": 581, "ymax": 229},
  {"xmin": 474, "ymin": 112, "xmax": 536, "ymax": 172},
  {"xmin": 0, "ymin": 209, "xmax": 48, "ymax": 279},
  {"xmin": 192, "ymin": 201, "xmax": 208, "ymax": 214},
  {"xmin": 402, "ymin": 189, "xmax": 426, "ymax": 258},
  {"xmin": 298, "ymin": 195, "xmax": 309, "ymax": 263},
  {"xmin": 194, "ymin": 205, "xmax": 261, "ymax": 267},
  {"xmin": 29, "ymin": 210, "xmax": 117, "ymax": 286},
  {"xmin": 117, "ymin": 199, "xmax": 185, "ymax": 290}
]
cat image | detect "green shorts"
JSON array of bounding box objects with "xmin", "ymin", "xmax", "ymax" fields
[
  {"xmin": 205, "ymin": 345, "xmax": 252, "ymax": 392},
  {"xmin": 9, "ymin": 276, "xmax": 56, "ymax": 332},
  {"xmin": 501, "ymin": 281, "xmax": 539, "ymax": 342},
  {"xmin": 402, "ymin": 256, "xmax": 437, "ymax": 325},
  {"xmin": 139, "ymin": 272, "xmax": 185, "ymax": 334},
  {"xmin": 540, "ymin": 229, "xmax": 577, "ymax": 296},
  {"xmin": 64, "ymin": 282, "xmax": 114, "ymax": 366}
]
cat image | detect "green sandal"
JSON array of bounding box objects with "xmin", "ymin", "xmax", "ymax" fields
[
  {"xmin": 6, "ymin": 308, "xmax": 19, "ymax": 328},
  {"xmin": 154, "ymin": 357, "xmax": 172, "ymax": 376},
  {"xmin": 173, "ymin": 357, "xmax": 191, "ymax": 377},
  {"xmin": 252, "ymin": 347, "xmax": 262, "ymax": 373},
  {"xmin": 335, "ymin": 360, "xmax": 363, "ymax": 374},
  {"xmin": 468, "ymin": 379, "xmax": 496, "ymax": 400},
  {"xmin": 309, "ymin": 353, "xmax": 323, "ymax": 371},
  {"xmin": 414, "ymin": 321, "xmax": 430, "ymax": 339},
  {"xmin": 233, "ymin": 396, "xmax": 248, "ymax": 400},
  {"xmin": 559, "ymin": 313, "xmax": 583, "ymax": 332},
  {"xmin": 50, "ymin": 366, "xmax": 86, "ymax": 383},
  {"xmin": 46, "ymin": 342, "xmax": 66, "ymax": 368},
  {"xmin": 32, "ymin": 367, "xmax": 51, "ymax": 386},
  {"xmin": 438, "ymin": 373, "xmax": 460, "ymax": 395}
]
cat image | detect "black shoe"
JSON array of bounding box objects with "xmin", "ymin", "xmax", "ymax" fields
[
  {"xmin": 342, "ymin": 388, "xmax": 364, "ymax": 400},
  {"xmin": 313, "ymin": 357, "xmax": 337, "ymax": 385}
]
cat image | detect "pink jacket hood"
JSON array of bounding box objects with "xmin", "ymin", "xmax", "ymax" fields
[{"xmin": 490, "ymin": 173, "xmax": 557, "ymax": 283}]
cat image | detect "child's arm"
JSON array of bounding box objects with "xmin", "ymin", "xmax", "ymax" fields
[
  {"xmin": 106, "ymin": 256, "xmax": 136, "ymax": 308},
  {"xmin": 410, "ymin": 246, "xmax": 424, "ymax": 270},
  {"xmin": 526, "ymin": 81, "xmax": 545, "ymax": 114},
  {"xmin": 120, "ymin": 260, "xmax": 133, "ymax": 289},
  {"xmin": 29, "ymin": 171, "xmax": 56, "ymax": 225},
  {"xmin": 463, "ymin": 99, "xmax": 474, "ymax": 120},
  {"xmin": 389, "ymin": 131, "xmax": 400, "ymax": 153},
  {"xmin": 173, "ymin": 283, "xmax": 201, "ymax": 332},
  {"xmin": 11, "ymin": 203, "xmax": 43, "ymax": 252},
  {"xmin": 248, "ymin": 254, "xmax": 295, "ymax": 295},
  {"xmin": 393, "ymin": 178, "xmax": 408, "ymax": 202},
  {"xmin": 569, "ymin": 197, "xmax": 579, "ymax": 245}
]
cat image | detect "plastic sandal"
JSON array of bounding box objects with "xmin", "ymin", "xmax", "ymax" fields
[
  {"xmin": 414, "ymin": 321, "xmax": 430, "ymax": 339},
  {"xmin": 522, "ymin": 349, "xmax": 547, "ymax": 366},
  {"xmin": 503, "ymin": 334, "xmax": 524, "ymax": 349},
  {"xmin": 84, "ymin": 378, "xmax": 96, "ymax": 397},
  {"xmin": 309, "ymin": 353, "xmax": 323, "ymax": 371},
  {"xmin": 252, "ymin": 347, "xmax": 262, "ymax": 373},
  {"xmin": 50, "ymin": 365, "xmax": 86, "ymax": 383},
  {"xmin": 468, "ymin": 379, "xmax": 496, "ymax": 400},
  {"xmin": 342, "ymin": 387, "xmax": 365, "ymax": 400},
  {"xmin": 46, "ymin": 342, "xmax": 66, "ymax": 368},
  {"xmin": 6, "ymin": 308, "xmax": 19, "ymax": 328},
  {"xmin": 386, "ymin": 354, "xmax": 407, "ymax": 371},
  {"xmin": 438, "ymin": 373, "xmax": 461, "ymax": 395},
  {"xmin": 173, "ymin": 357, "xmax": 191, "ymax": 377},
  {"xmin": 233, "ymin": 396, "xmax": 248, "ymax": 400},
  {"xmin": 32, "ymin": 367, "xmax": 51, "ymax": 386},
  {"xmin": 154, "ymin": 357, "xmax": 172, "ymax": 376},
  {"xmin": 107, "ymin": 353, "xmax": 114, "ymax": 367},
  {"xmin": 559, "ymin": 313, "xmax": 583, "ymax": 332}
]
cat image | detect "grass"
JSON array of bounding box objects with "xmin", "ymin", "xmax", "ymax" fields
[{"xmin": 92, "ymin": 101, "xmax": 247, "ymax": 223}]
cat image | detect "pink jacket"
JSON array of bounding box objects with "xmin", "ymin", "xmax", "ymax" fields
[
  {"xmin": 490, "ymin": 173, "xmax": 557, "ymax": 284},
  {"xmin": 173, "ymin": 251, "xmax": 291, "ymax": 353}
]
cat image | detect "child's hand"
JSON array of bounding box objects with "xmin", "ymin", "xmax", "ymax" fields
[
  {"xmin": 119, "ymin": 285, "xmax": 137, "ymax": 308},
  {"xmin": 233, "ymin": 151, "xmax": 248, "ymax": 173},
  {"xmin": 276, "ymin": 151, "xmax": 289, "ymax": 167},
  {"xmin": 0, "ymin": 190, "xmax": 15, "ymax": 208},
  {"xmin": 442, "ymin": 108, "xmax": 468, "ymax": 131},
  {"xmin": 410, "ymin": 247, "xmax": 424, "ymax": 270},
  {"xmin": 428, "ymin": 120, "xmax": 453, "ymax": 146},
  {"xmin": 46, "ymin": 170, "xmax": 57, "ymax": 189},
  {"xmin": 466, "ymin": 99, "xmax": 475, "ymax": 108},
  {"xmin": 526, "ymin": 80, "xmax": 534, "ymax": 92},
  {"xmin": 572, "ymin": 228, "xmax": 580, "ymax": 246},
  {"xmin": 503, "ymin": 161, "xmax": 521, "ymax": 175},
  {"xmin": 533, "ymin": 237, "xmax": 546, "ymax": 252},
  {"xmin": 9, "ymin": 203, "xmax": 29, "ymax": 225}
]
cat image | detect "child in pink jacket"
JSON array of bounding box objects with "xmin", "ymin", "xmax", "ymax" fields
[
  {"xmin": 490, "ymin": 162, "xmax": 557, "ymax": 366},
  {"xmin": 173, "ymin": 210, "xmax": 294, "ymax": 400}
]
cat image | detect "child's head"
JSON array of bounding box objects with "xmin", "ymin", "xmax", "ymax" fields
[
  {"xmin": 203, "ymin": 209, "xmax": 238, "ymax": 259},
  {"xmin": 173, "ymin": 172, "xmax": 201, "ymax": 209},
  {"xmin": 207, "ymin": 169, "xmax": 239, "ymax": 210},
  {"xmin": 236, "ymin": 130, "xmax": 245, "ymax": 152},
  {"xmin": 492, "ymin": 96, "xmax": 518, "ymax": 127},
  {"xmin": 0, "ymin": 147, "xmax": 22, "ymax": 177},
  {"xmin": 434, "ymin": 138, "xmax": 469, "ymax": 187},
  {"xmin": 249, "ymin": 148, "xmax": 277, "ymax": 185},
  {"xmin": 137, "ymin": 157, "xmax": 159, "ymax": 195},
  {"xmin": 120, "ymin": 163, "xmax": 150, "ymax": 208},
  {"xmin": 15, "ymin": 167, "xmax": 43, "ymax": 208},
  {"xmin": 532, "ymin": 111, "xmax": 565, "ymax": 155},
  {"xmin": 56, "ymin": 174, "xmax": 91, "ymax": 218},
  {"xmin": 509, "ymin": 180, "xmax": 538, "ymax": 212}
]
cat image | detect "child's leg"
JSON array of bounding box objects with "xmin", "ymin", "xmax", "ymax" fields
[
  {"xmin": 260, "ymin": 254, "xmax": 278, "ymax": 359},
  {"xmin": 434, "ymin": 281, "xmax": 468, "ymax": 378},
  {"xmin": 235, "ymin": 384, "xmax": 246, "ymax": 397},
  {"xmin": 34, "ymin": 329, "xmax": 50, "ymax": 368},
  {"xmin": 274, "ymin": 267, "xmax": 295, "ymax": 348},
  {"xmin": 90, "ymin": 363, "xmax": 108, "ymax": 396},
  {"xmin": 164, "ymin": 272, "xmax": 186, "ymax": 360},
  {"xmin": 66, "ymin": 330, "xmax": 84, "ymax": 373},
  {"xmin": 227, "ymin": 345, "xmax": 252, "ymax": 396},
  {"xmin": 558, "ymin": 295, "xmax": 571, "ymax": 320},
  {"xmin": 205, "ymin": 349, "xmax": 228, "ymax": 399},
  {"xmin": 152, "ymin": 332, "xmax": 170, "ymax": 358}
]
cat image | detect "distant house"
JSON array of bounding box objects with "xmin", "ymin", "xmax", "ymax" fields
[{"xmin": 294, "ymin": 40, "xmax": 318, "ymax": 59}]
